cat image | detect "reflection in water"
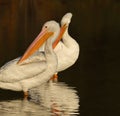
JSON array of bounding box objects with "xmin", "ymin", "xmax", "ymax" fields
[
  {"xmin": 29, "ymin": 82, "xmax": 80, "ymax": 115},
  {"xmin": 0, "ymin": 99, "xmax": 51, "ymax": 116},
  {"xmin": 0, "ymin": 82, "xmax": 79, "ymax": 116}
]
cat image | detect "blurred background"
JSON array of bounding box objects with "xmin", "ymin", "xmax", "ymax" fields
[{"xmin": 0, "ymin": 0, "xmax": 120, "ymax": 116}]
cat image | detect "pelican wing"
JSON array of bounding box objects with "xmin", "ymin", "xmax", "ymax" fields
[{"xmin": 0, "ymin": 52, "xmax": 47, "ymax": 83}]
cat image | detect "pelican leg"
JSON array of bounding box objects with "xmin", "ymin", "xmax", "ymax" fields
[
  {"xmin": 50, "ymin": 74, "xmax": 58, "ymax": 82},
  {"xmin": 24, "ymin": 91, "xmax": 29, "ymax": 99}
]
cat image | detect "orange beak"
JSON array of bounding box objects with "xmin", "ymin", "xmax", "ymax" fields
[
  {"xmin": 17, "ymin": 23, "xmax": 67, "ymax": 64},
  {"xmin": 18, "ymin": 29, "xmax": 54, "ymax": 64},
  {"xmin": 52, "ymin": 24, "xmax": 67, "ymax": 49}
]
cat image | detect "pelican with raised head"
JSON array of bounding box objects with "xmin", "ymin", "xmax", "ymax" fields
[{"xmin": 53, "ymin": 13, "xmax": 80, "ymax": 80}]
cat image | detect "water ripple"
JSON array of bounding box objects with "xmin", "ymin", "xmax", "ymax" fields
[{"xmin": 0, "ymin": 82, "xmax": 80, "ymax": 116}]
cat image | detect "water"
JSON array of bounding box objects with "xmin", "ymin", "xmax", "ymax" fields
[{"xmin": 0, "ymin": 82, "xmax": 80, "ymax": 116}]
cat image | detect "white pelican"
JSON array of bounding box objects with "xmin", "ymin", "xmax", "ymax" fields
[
  {"xmin": 19, "ymin": 13, "xmax": 79, "ymax": 81},
  {"xmin": 0, "ymin": 21, "xmax": 65, "ymax": 96},
  {"xmin": 53, "ymin": 13, "xmax": 80, "ymax": 80}
]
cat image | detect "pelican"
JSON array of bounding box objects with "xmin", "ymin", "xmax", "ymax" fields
[
  {"xmin": 0, "ymin": 21, "xmax": 65, "ymax": 96},
  {"xmin": 53, "ymin": 13, "xmax": 80, "ymax": 80},
  {"xmin": 19, "ymin": 13, "xmax": 79, "ymax": 81}
]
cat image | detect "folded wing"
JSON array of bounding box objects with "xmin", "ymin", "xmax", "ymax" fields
[{"xmin": 0, "ymin": 52, "xmax": 47, "ymax": 83}]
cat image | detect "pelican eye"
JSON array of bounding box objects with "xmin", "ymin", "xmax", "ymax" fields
[{"xmin": 45, "ymin": 26, "xmax": 48, "ymax": 28}]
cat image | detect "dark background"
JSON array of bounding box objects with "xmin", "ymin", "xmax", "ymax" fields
[{"xmin": 0, "ymin": 0, "xmax": 120, "ymax": 116}]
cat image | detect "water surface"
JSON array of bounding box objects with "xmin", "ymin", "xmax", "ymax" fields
[{"xmin": 0, "ymin": 82, "xmax": 80, "ymax": 116}]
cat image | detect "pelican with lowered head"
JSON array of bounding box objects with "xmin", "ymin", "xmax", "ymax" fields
[{"xmin": 0, "ymin": 20, "xmax": 66, "ymax": 96}]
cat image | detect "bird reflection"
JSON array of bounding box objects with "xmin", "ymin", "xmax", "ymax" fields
[
  {"xmin": 0, "ymin": 99, "xmax": 51, "ymax": 116},
  {"xmin": 29, "ymin": 82, "xmax": 80, "ymax": 115},
  {"xmin": 0, "ymin": 82, "xmax": 79, "ymax": 116}
]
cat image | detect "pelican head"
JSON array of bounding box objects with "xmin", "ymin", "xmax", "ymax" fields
[
  {"xmin": 52, "ymin": 13, "xmax": 73, "ymax": 49},
  {"xmin": 61, "ymin": 13, "xmax": 72, "ymax": 26},
  {"xmin": 42, "ymin": 21, "xmax": 60, "ymax": 43},
  {"xmin": 51, "ymin": 13, "xmax": 73, "ymax": 49}
]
